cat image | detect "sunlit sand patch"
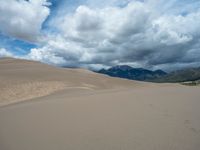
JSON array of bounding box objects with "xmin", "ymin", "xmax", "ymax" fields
[{"xmin": 0, "ymin": 81, "xmax": 67, "ymax": 106}]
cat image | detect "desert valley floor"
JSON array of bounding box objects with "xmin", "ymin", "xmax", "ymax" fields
[{"xmin": 0, "ymin": 58, "xmax": 200, "ymax": 150}]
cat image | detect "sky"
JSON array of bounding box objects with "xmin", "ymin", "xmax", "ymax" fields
[{"xmin": 0, "ymin": 0, "xmax": 200, "ymax": 71}]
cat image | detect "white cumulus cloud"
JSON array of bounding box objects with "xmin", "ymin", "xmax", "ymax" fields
[
  {"xmin": 0, "ymin": 48, "xmax": 14, "ymax": 58},
  {"xmin": 1, "ymin": 0, "xmax": 200, "ymax": 71},
  {"xmin": 0, "ymin": 0, "xmax": 50, "ymax": 42},
  {"xmin": 27, "ymin": 0, "xmax": 200, "ymax": 70}
]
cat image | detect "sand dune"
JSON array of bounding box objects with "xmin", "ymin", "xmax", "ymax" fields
[
  {"xmin": 0, "ymin": 58, "xmax": 139, "ymax": 106},
  {"xmin": 0, "ymin": 58, "xmax": 200, "ymax": 150}
]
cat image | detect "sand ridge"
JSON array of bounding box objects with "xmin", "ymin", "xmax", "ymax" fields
[{"xmin": 0, "ymin": 58, "xmax": 141, "ymax": 106}]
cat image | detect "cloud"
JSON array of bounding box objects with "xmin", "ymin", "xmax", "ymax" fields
[
  {"xmin": 0, "ymin": 48, "xmax": 14, "ymax": 58},
  {"xmin": 26, "ymin": 0, "xmax": 200, "ymax": 70},
  {"xmin": 0, "ymin": 0, "xmax": 50, "ymax": 42},
  {"xmin": 0, "ymin": 0, "xmax": 199, "ymax": 71}
]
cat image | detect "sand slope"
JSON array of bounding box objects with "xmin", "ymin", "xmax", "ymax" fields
[
  {"xmin": 0, "ymin": 58, "xmax": 200, "ymax": 150},
  {"xmin": 0, "ymin": 58, "xmax": 138, "ymax": 106}
]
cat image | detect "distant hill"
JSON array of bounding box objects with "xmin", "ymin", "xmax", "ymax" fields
[
  {"xmin": 97, "ymin": 65, "xmax": 167, "ymax": 81},
  {"xmin": 153, "ymin": 67, "xmax": 200, "ymax": 83}
]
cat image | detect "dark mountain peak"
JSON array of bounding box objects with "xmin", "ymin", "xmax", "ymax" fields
[
  {"xmin": 109, "ymin": 65, "xmax": 133, "ymax": 71},
  {"xmin": 98, "ymin": 68, "xmax": 107, "ymax": 74}
]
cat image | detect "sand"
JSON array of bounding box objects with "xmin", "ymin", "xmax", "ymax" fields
[
  {"xmin": 0, "ymin": 58, "xmax": 200, "ymax": 150},
  {"xmin": 0, "ymin": 58, "xmax": 137, "ymax": 106}
]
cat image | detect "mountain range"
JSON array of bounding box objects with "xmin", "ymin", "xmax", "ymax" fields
[
  {"xmin": 97, "ymin": 65, "xmax": 200, "ymax": 83},
  {"xmin": 97, "ymin": 65, "xmax": 167, "ymax": 81}
]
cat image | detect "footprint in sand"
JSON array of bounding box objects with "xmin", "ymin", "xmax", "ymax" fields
[{"xmin": 184, "ymin": 120, "xmax": 199, "ymax": 134}]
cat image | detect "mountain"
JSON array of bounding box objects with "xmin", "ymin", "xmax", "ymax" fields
[
  {"xmin": 97, "ymin": 65, "xmax": 200, "ymax": 83},
  {"xmin": 98, "ymin": 65, "xmax": 167, "ymax": 81},
  {"xmin": 153, "ymin": 67, "xmax": 200, "ymax": 83}
]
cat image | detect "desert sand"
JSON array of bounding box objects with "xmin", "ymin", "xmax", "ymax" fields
[{"xmin": 0, "ymin": 58, "xmax": 200, "ymax": 150}]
